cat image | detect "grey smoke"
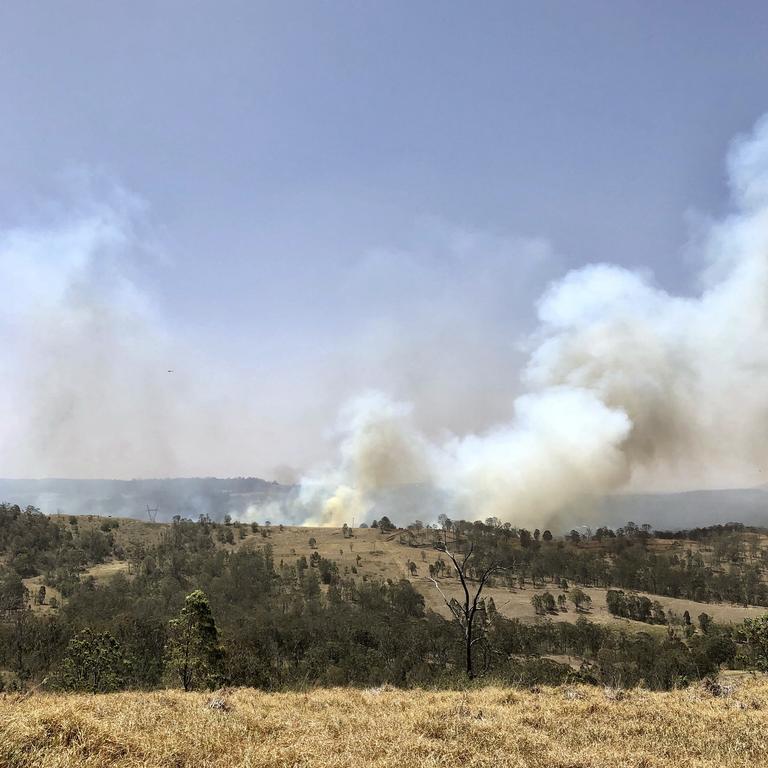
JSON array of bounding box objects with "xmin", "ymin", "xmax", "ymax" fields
[
  {"xmin": 6, "ymin": 114, "xmax": 768, "ymax": 533},
  {"xmin": 303, "ymin": 114, "xmax": 768, "ymax": 529}
]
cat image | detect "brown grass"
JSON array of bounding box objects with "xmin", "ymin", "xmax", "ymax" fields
[{"xmin": 2, "ymin": 680, "xmax": 768, "ymax": 767}]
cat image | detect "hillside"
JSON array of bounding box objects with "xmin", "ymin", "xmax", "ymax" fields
[
  {"xmin": 66, "ymin": 519, "xmax": 767, "ymax": 629},
  {"xmin": 3, "ymin": 681, "xmax": 768, "ymax": 768},
  {"xmin": 4, "ymin": 502, "xmax": 768, "ymax": 696}
]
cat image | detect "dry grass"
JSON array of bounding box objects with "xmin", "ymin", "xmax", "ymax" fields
[{"xmin": 2, "ymin": 681, "xmax": 768, "ymax": 768}]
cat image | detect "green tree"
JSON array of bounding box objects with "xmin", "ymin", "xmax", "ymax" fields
[
  {"xmin": 56, "ymin": 628, "xmax": 129, "ymax": 692},
  {"xmin": 741, "ymin": 615, "xmax": 768, "ymax": 671},
  {"xmin": 167, "ymin": 590, "xmax": 223, "ymax": 691},
  {"xmin": 569, "ymin": 588, "xmax": 591, "ymax": 612},
  {"xmin": 541, "ymin": 591, "xmax": 556, "ymax": 613}
]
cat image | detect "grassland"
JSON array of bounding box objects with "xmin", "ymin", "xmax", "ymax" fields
[{"xmin": 2, "ymin": 679, "xmax": 768, "ymax": 767}]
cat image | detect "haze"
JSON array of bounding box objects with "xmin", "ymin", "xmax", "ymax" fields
[{"xmin": 2, "ymin": 2, "xmax": 768, "ymax": 502}]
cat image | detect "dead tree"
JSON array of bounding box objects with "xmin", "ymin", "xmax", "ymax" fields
[{"xmin": 428, "ymin": 542, "xmax": 502, "ymax": 679}]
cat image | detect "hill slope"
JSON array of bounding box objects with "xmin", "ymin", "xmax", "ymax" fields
[{"xmin": 67, "ymin": 518, "xmax": 767, "ymax": 629}]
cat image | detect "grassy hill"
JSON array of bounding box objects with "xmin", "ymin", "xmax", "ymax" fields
[
  {"xmin": 2, "ymin": 680, "xmax": 767, "ymax": 768},
  {"xmin": 61, "ymin": 516, "xmax": 766, "ymax": 630}
]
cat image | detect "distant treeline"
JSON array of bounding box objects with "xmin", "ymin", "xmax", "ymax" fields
[{"xmin": 652, "ymin": 522, "xmax": 761, "ymax": 540}]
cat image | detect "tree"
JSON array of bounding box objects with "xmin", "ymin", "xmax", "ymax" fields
[
  {"xmin": 542, "ymin": 530, "xmax": 553, "ymax": 542},
  {"xmin": 741, "ymin": 615, "xmax": 768, "ymax": 671},
  {"xmin": 532, "ymin": 592, "xmax": 556, "ymax": 615},
  {"xmin": 308, "ymin": 537, "xmax": 317, "ymax": 549},
  {"xmin": 651, "ymin": 601, "xmax": 666, "ymax": 625},
  {"xmin": 0, "ymin": 571, "xmax": 27, "ymax": 615},
  {"xmin": 0, "ymin": 571, "xmax": 31, "ymax": 684},
  {"xmin": 57, "ymin": 629, "xmax": 129, "ymax": 692},
  {"xmin": 167, "ymin": 590, "xmax": 223, "ymax": 691},
  {"xmin": 437, "ymin": 514, "xmax": 452, "ymax": 531},
  {"xmin": 428, "ymin": 543, "xmax": 502, "ymax": 679},
  {"xmin": 541, "ymin": 591, "xmax": 556, "ymax": 613},
  {"xmin": 569, "ymin": 588, "xmax": 591, "ymax": 613},
  {"xmin": 698, "ymin": 612, "xmax": 712, "ymax": 634}
]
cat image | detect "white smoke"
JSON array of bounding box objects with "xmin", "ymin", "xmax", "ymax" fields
[
  {"xmin": 300, "ymin": 393, "xmax": 432, "ymax": 526},
  {"xmin": 303, "ymin": 113, "xmax": 768, "ymax": 528},
  {"xmin": 0, "ymin": 180, "xmax": 242, "ymax": 479}
]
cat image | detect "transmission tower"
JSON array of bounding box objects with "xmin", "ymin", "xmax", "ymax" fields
[{"xmin": 146, "ymin": 504, "xmax": 159, "ymax": 524}]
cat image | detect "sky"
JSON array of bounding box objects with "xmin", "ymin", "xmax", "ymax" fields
[{"xmin": 2, "ymin": 2, "xmax": 768, "ymax": 483}]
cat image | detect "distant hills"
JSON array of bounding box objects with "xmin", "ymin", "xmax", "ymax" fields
[
  {"xmin": 0, "ymin": 477, "xmax": 295, "ymax": 523},
  {"xmin": 0, "ymin": 477, "xmax": 767, "ymax": 530},
  {"xmin": 597, "ymin": 487, "xmax": 768, "ymax": 530}
]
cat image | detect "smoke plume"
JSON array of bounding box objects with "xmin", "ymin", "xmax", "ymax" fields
[
  {"xmin": 0, "ymin": 180, "xmax": 237, "ymax": 480},
  {"xmin": 303, "ymin": 114, "xmax": 768, "ymax": 529}
]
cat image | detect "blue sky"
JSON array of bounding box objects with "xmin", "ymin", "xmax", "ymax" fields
[{"xmin": 2, "ymin": 2, "xmax": 768, "ymax": 480}]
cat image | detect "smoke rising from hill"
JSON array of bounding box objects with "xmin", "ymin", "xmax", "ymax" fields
[
  {"xmin": 5, "ymin": 116, "xmax": 768, "ymax": 530},
  {"xmin": 304, "ymin": 115, "xmax": 768, "ymax": 528}
]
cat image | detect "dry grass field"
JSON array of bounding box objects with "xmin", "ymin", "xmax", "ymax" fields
[{"xmin": 2, "ymin": 680, "xmax": 768, "ymax": 768}]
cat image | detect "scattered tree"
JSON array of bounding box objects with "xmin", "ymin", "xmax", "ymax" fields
[
  {"xmin": 569, "ymin": 588, "xmax": 592, "ymax": 612},
  {"xmin": 56, "ymin": 628, "xmax": 129, "ymax": 692},
  {"xmin": 428, "ymin": 543, "xmax": 503, "ymax": 679},
  {"xmin": 167, "ymin": 590, "xmax": 223, "ymax": 691}
]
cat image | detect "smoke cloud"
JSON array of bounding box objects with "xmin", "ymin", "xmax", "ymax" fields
[
  {"xmin": 0, "ymin": 179, "xmax": 244, "ymax": 480},
  {"xmin": 303, "ymin": 114, "xmax": 768, "ymax": 529},
  {"xmin": 6, "ymin": 116, "xmax": 768, "ymax": 531},
  {"xmin": 0, "ymin": 182, "xmax": 558, "ymax": 485}
]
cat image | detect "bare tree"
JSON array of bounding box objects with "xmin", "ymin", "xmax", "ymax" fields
[{"xmin": 428, "ymin": 542, "xmax": 502, "ymax": 679}]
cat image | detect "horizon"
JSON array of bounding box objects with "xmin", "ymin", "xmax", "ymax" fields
[{"xmin": 2, "ymin": 474, "xmax": 768, "ymax": 495}]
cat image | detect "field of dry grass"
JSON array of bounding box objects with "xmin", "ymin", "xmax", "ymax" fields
[{"xmin": 2, "ymin": 680, "xmax": 768, "ymax": 767}]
